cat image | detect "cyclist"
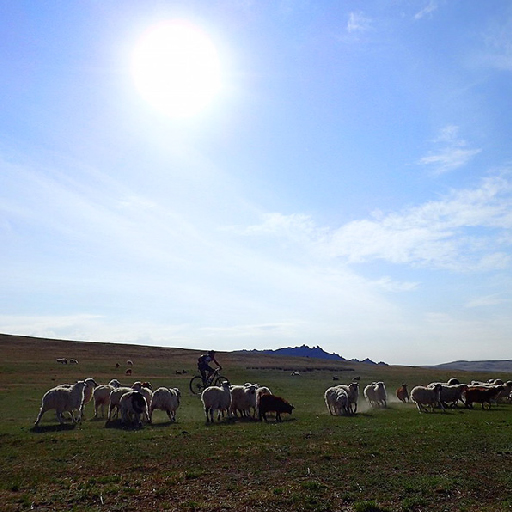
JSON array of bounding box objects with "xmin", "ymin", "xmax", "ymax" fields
[{"xmin": 197, "ymin": 350, "xmax": 222, "ymax": 387}]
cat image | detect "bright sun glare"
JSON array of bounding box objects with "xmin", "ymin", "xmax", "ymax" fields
[{"xmin": 132, "ymin": 20, "xmax": 221, "ymax": 117}]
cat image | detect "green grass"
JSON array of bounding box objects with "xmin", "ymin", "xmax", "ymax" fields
[{"xmin": 1, "ymin": 334, "xmax": 512, "ymax": 511}]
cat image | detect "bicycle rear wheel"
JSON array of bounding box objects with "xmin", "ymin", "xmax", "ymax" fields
[
  {"xmin": 213, "ymin": 375, "xmax": 228, "ymax": 386},
  {"xmin": 189, "ymin": 376, "xmax": 205, "ymax": 395}
]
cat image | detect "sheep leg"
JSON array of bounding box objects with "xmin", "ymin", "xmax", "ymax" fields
[{"xmin": 34, "ymin": 408, "xmax": 44, "ymax": 426}]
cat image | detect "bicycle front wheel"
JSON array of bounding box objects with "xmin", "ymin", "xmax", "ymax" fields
[{"xmin": 189, "ymin": 376, "xmax": 205, "ymax": 395}]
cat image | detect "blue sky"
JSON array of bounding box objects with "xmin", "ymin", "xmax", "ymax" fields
[{"xmin": 1, "ymin": 1, "xmax": 512, "ymax": 365}]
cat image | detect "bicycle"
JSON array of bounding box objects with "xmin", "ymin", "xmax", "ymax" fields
[{"xmin": 189, "ymin": 367, "xmax": 228, "ymax": 395}]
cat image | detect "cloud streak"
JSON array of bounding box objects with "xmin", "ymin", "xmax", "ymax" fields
[{"xmin": 418, "ymin": 125, "xmax": 482, "ymax": 174}]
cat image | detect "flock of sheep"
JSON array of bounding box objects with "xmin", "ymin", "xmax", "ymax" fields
[
  {"xmin": 33, "ymin": 377, "xmax": 278, "ymax": 427},
  {"xmin": 325, "ymin": 377, "xmax": 512, "ymax": 416},
  {"xmin": 33, "ymin": 372, "xmax": 512, "ymax": 429}
]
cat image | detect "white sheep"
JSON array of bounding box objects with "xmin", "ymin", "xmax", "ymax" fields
[
  {"xmin": 119, "ymin": 390, "xmax": 147, "ymax": 427},
  {"xmin": 336, "ymin": 382, "xmax": 359, "ymax": 414},
  {"xmin": 34, "ymin": 380, "xmax": 87, "ymax": 426},
  {"xmin": 427, "ymin": 383, "xmax": 468, "ymax": 408},
  {"xmin": 411, "ymin": 384, "xmax": 445, "ymax": 413},
  {"xmin": 201, "ymin": 381, "xmax": 232, "ymax": 422},
  {"xmin": 133, "ymin": 381, "xmax": 152, "ymax": 422},
  {"xmin": 108, "ymin": 386, "xmax": 133, "ymax": 420},
  {"xmin": 364, "ymin": 382, "xmax": 387, "ymax": 408},
  {"xmin": 324, "ymin": 386, "xmax": 350, "ymax": 416},
  {"xmin": 108, "ymin": 381, "xmax": 151, "ymax": 421},
  {"xmin": 324, "ymin": 386, "xmax": 338, "ymax": 415},
  {"xmin": 230, "ymin": 383, "xmax": 258, "ymax": 418},
  {"xmin": 149, "ymin": 387, "xmax": 181, "ymax": 423},
  {"xmin": 255, "ymin": 386, "xmax": 273, "ymax": 411},
  {"xmin": 93, "ymin": 379, "xmax": 121, "ymax": 418}
]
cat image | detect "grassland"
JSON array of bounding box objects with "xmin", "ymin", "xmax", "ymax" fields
[{"xmin": 1, "ymin": 334, "xmax": 512, "ymax": 511}]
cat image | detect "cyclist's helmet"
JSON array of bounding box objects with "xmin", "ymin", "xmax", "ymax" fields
[{"xmin": 208, "ymin": 350, "xmax": 215, "ymax": 356}]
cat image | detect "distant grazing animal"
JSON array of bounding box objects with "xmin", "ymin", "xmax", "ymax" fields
[
  {"xmin": 56, "ymin": 358, "xmax": 67, "ymax": 364},
  {"xmin": 291, "ymin": 371, "xmax": 300, "ymax": 376},
  {"xmin": 201, "ymin": 381, "xmax": 232, "ymax": 423},
  {"xmin": 396, "ymin": 384, "xmax": 409, "ymax": 403},
  {"xmin": 258, "ymin": 394, "xmax": 294, "ymax": 422},
  {"xmin": 127, "ymin": 360, "xmax": 133, "ymax": 366},
  {"xmin": 410, "ymin": 384, "xmax": 444, "ymax": 413},
  {"xmin": 125, "ymin": 368, "xmax": 132, "ymax": 376},
  {"xmin": 115, "ymin": 362, "xmax": 120, "ymax": 368},
  {"xmin": 120, "ymin": 390, "xmax": 147, "ymax": 427},
  {"xmin": 34, "ymin": 380, "xmax": 87, "ymax": 426},
  {"xmin": 150, "ymin": 387, "xmax": 181, "ymax": 423},
  {"xmin": 447, "ymin": 378, "xmax": 460, "ymax": 386},
  {"xmin": 69, "ymin": 359, "xmax": 79, "ymax": 364},
  {"xmin": 464, "ymin": 386, "xmax": 504, "ymax": 409}
]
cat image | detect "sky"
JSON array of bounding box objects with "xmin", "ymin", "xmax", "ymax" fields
[{"xmin": 1, "ymin": 1, "xmax": 512, "ymax": 366}]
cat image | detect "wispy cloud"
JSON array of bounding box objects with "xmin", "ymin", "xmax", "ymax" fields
[
  {"xmin": 241, "ymin": 176, "xmax": 512, "ymax": 272},
  {"xmin": 465, "ymin": 294, "xmax": 508, "ymax": 308},
  {"xmin": 414, "ymin": 1, "xmax": 438, "ymax": 20},
  {"xmin": 347, "ymin": 12, "xmax": 372, "ymax": 33},
  {"xmin": 418, "ymin": 125, "xmax": 481, "ymax": 174},
  {"xmin": 480, "ymin": 15, "xmax": 512, "ymax": 70}
]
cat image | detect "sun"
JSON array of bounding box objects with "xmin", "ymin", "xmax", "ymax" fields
[{"xmin": 132, "ymin": 20, "xmax": 221, "ymax": 117}]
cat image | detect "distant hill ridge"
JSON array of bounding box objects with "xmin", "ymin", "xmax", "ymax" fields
[
  {"xmin": 430, "ymin": 360, "xmax": 512, "ymax": 373},
  {"xmin": 235, "ymin": 344, "xmax": 388, "ymax": 366}
]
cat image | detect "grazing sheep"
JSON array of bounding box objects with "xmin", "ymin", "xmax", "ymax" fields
[
  {"xmin": 109, "ymin": 386, "xmax": 135, "ymax": 420},
  {"xmin": 93, "ymin": 379, "xmax": 121, "ymax": 418},
  {"xmin": 364, "ymin": 382, "xmax": 387, "ymax": 408},
  {"xmin": 134, "ymin": 382, "xmax": 153, "ymax": 421},
  {"xmin": 447, "ymin": 378, "xmax": 460, "ymax": 386},
  {"xmin": 230, "ymin": 383, "xmax": 258, "ymax": 418},
  {"xmin": 125, "ymin": 368, "xmax": 132, "ymax": 376},
  {"xmin": 56, "ymin": 358, "xmax": 68, "ymax": 364},
  {"xmin": 120, "ymin": 390, "xmax": 147, "ymax": 427},
  {"xmin": 150, "ymin": 387, "xmax": 181, "ymax": 422},
  {"xmin": 127, "ymin": 360, "xmax": 133, "ymax": 366},
  {"xmin": 34, "ymin": 380, "xmax": 87, "ymax": 426},
  {"xmin": 201, "ymin": 381, "xmax": 232, "ymax": 422},
  {"xmin": 410, "ymin": 384, "xmax": 445, "ymax": 413},
  {"xmin": 396, "ymin": 384, "xmax": 409, "ymax": 403},
  {"xmin": 69, "ymin": 358, "xmax": 79, "ymax": 364}
]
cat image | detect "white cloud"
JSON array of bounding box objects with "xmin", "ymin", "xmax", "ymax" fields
[
  {"xmin": 414, "ymin": 1, "xmax": 438, "ymax": 20},
  {"xmin": 465, "ymin": 294, "xmax": 508, "ymax": 308},
  {"xmin": 418, "ymin": 125, "xmax": 481, "ymax": 174},
  {"xmin": 347, "ymin": 12, "xmax": 372, "ymax": 33},
  {"xmin": 480, "ymin": 15, "xmax": 512, "ymax": 71},
  {"xmin": 241, "ymin": 176, "xmax": 512, "ymax": 272}
]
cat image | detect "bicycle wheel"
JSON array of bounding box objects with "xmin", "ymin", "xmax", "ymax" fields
[
  {"xmin": 213, "ymin": 375, "xmax": 228, "ymax": 386},
  {"xmin": 189, "ymin": 376, "xmax": 205, "ymax": 395}
]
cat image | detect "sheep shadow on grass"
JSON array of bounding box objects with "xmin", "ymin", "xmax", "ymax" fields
[
  {"xmin": 31, "ymin": 423, "xmax": 78, "ymax": 434},
  {"xmin": 104, "ymin": 419, "xmax": 145, "ymax": 430}
]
